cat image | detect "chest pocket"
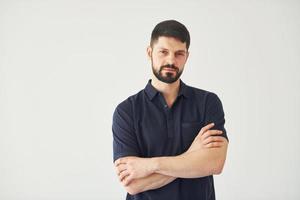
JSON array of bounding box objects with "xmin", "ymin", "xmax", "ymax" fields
[{"xmin": 181, "ymin": 121, "xmax": 203, "ymax": 151}]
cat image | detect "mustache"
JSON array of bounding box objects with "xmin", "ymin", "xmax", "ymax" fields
[{"xmin": 160, "ymin": 64, "xmax": 179, "ymax": 72}]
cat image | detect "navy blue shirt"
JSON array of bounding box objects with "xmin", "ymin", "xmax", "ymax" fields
[{"xmin": 112, "ymin": 79, "xmax": 228, "ymax": 200}]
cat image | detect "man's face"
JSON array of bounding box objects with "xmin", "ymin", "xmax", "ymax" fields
[{"xmin": 148, "ymin": 36, "xmax": 189, "ymax": 84}]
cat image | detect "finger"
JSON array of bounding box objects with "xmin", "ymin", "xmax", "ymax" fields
[
  {"xmin": 123, "ymin": 175, "xmax": 133, "ymax": 186},
  {"xmin": 199, "ymin": 123, "xmax": 215, "ymax": 135},
  {"xmin": 114, "ymin": 158, "xmax": 127, "ymax": 167},
  {"xmin": 204, "ymin": 141, "xmax": 224, "ymax": 148},
  {"xmin": 203, "ymin": 136, "xmax": 224, "ymax": 145},
  {"xmin": 116, "ymin": 164, "xmax": 127, "ymax": 175},
  {"xmin": 119, "ymin": 170, "xmax": 130, "ymax": 182},
  {"xmin": 201, "ymin": 129, "xmax": 223, "ymax": 140},
  {"xmin": 114, "ymin": 159, "xmax": 121, "ymax": 167}
]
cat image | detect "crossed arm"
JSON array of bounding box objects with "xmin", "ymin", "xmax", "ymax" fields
[{"xmin": 114, "ymin": 123, "xmax": 228, "ymax": 195}]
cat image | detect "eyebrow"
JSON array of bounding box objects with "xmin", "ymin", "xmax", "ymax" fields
[
  {"xmin": 157, "ymin": 48, "xmax": 187, "ymax": 53},
  {"xmin": 176, "ymin": 50, "xmax": 187, "ymax": 53}
]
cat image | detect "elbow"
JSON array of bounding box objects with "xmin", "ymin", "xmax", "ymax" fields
[
  {"xmin": 212, "ymin": 159, "xmax": 226, "ymax": 175},
  {"xmin": 213, "ymin": 166, "xmax": 223, "ymax": 175}
]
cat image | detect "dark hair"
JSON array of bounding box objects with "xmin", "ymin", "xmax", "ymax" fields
[{"xmin": 150, "ymin": 20, "xmax": 190, "ymax": 50}]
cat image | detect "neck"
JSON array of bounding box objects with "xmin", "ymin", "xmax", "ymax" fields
[{"xmin": 151, "ymin": 76, "xmax": 180, "ymax": 107}]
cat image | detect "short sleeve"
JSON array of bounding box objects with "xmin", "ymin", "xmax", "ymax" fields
[
  {"xmin": 204, "ymin": 93, "xmax": 229, "ymax": 141},
  {"xmin": 112, "ymin": 100, "xmax": 140, "ymax": 162}
]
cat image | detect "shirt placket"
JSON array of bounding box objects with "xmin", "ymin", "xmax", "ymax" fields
[
  {"xmin": 158, "ymin": 94, "xmax": 175, "ymax": 138},
  {"xmin": 166, "ymin": 109, "xmax": 174, "ymax": 138}
]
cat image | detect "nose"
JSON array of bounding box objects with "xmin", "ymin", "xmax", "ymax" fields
[{"xmin": 166, "ymin": 54, "xmax": 176, "ymax": 65}]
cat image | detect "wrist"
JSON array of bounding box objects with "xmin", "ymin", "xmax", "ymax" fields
[{"xmin": 149, "ymin": 157, "xmax": 160, "ymax": 173}]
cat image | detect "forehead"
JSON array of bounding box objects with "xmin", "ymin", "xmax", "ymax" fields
[{"xmin": 153, "ymin": 36, "xmax": 187, "ymax": 51}]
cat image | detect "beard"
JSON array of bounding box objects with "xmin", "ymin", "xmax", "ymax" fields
[{"xmin": 152, "ymin": 62, "xmax": 183, "ymax": 84}]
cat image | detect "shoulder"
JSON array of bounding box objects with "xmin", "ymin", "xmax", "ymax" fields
[
  {"xmin": 114, "ymin": 89, "xmax": 145, "ymax": 115},
  {"xmin": 186, "ymin": 84, "xmax": 221, "ymax": 103}
]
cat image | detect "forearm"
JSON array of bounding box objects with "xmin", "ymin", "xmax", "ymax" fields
[
  {"xmin": 115, "ymin": 124, "xmax": 228, "ymax": 188},
  {"xmin": 153, "ymin": 143, "xmax": 228, "ymax": 178},
  {"xmin": 125, "ymin": 173, "xmax": 176, "ymax": 195}
]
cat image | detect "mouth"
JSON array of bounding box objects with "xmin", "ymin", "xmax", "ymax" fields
[{"xmin": 163, "ymin": 68, "xmax": 176, "ymax": 72}]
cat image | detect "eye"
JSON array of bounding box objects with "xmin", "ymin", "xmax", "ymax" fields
[
  {"xmin": 175, "ymin": 52, "xmax": 185, "ymax": 57},
  {"xmin": 160, "ymin": 50, "xmax": 168, "ymax": 55}
]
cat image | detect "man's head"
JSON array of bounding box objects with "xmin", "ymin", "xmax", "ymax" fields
[{"xmin": 147, "ymin": 20, "xmax": 190, "ymax": 84}]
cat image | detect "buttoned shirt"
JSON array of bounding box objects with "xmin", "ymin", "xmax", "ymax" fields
[{"xmin": 112, "ymin": 79, "xmax": 228, "ymax": 200}]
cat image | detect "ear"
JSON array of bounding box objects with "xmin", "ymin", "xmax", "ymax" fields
[
  {"xmin": 146, "ymin": 46, "xmax": 152, "ymax": 60},
  {"xmin": 185, "ymin": 51, "xmax": 190, "ymax": 61}
]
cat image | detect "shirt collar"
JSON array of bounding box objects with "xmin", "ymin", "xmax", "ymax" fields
[
  {"xmin": 178, "ymin": 80, "xmax": 190, "ymax": 98},
  {"xmin": 144, "ymin": 79, "xmax": 190, "ymax": 100}
]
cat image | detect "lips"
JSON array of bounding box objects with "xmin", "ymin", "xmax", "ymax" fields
[
  {"xmin": 163, "ymin": 68, "xmax": 175, "ymax": 71},
  {"xmin": 159, "ymin": 65, "xmax": 179, "ymax": 74}
]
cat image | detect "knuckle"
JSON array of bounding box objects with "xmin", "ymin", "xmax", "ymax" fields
[
  {"xmin": 206, "ymin": 136, "xmax": 213, "ymax": 143},
  {"xmin": 204, "ymin": 138, "xmax": 210, "ymax": 144},
  {"xmin": 202, "ymin": 132, "xmax": 209, "ymax": 138}
]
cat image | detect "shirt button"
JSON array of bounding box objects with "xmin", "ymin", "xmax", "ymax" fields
[{"xmin": 164, "ymin": 104, "xmax": 168, "ymax": 108}]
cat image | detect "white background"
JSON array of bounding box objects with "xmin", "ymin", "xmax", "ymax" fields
[{"xmin": 1, "ymin": 0, "xmax": 299, "ymax": 199}]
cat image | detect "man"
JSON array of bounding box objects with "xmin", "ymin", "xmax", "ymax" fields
[{"xmin": 112, "ymin": 20, "xmax": 228, "ymax": 200}]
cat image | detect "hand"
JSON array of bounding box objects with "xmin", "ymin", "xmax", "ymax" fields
[
  {"xmin": 187, "ymin": 123, "xmax": 225, "ymax": 152},
  {"xmin": 114, "ymin": 156, "xmax": 155, "ymax": 186}
]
